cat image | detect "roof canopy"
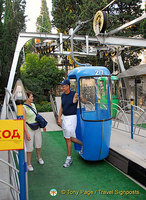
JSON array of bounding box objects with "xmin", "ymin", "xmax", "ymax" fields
[{"xmin": 118, "ymin": 64, "xmax": 146, "ymax": 78}]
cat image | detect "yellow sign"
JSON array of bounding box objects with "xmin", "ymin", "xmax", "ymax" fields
[{"xmin": 0, "ymin": 119, "xmax": 24, "ymax": 151}]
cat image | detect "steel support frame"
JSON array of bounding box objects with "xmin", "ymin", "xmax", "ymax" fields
[{"xmin": 1, "ymin": 31, "xmax": 146, "ymax": 119}]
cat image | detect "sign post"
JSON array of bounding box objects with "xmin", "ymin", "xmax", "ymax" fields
[
  {"xmin": 14, "ymin": 79, "xmax": 27, "ymax": 200},
  {"xmin": 131, "ymin": 93, "xmax": 134, "ymax": 139},
  {"xmin": 0, "ymin": 120, "xmax": 24, "ymax": 151}
]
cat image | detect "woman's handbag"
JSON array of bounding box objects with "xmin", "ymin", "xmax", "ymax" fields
[
  {"xmin": 26, "ymin": 122, "xmax": 39, "ymax": 130},
  {"xmin": 24, "ymin": 104, "xmax": 48, "ymax": 128},
  {"xmin": 35, "ymin": 113, "xmax": 48, "ymax": 128}
]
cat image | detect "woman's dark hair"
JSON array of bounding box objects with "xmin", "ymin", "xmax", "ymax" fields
[{"xmin": 26, "ymin": 90, "xmax": 33, "ymax": 98}]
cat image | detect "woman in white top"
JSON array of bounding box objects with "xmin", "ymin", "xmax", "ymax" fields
[{"xmin": 23, "ymin": 91, "xmax": 46, "ymax": 171}]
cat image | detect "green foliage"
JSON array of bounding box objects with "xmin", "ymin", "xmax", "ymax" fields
[
  {"xmin": 52, "ymin": 0, "xmax": 82, "ymax": 33},
  {"xmin": 0, "ymin": 0, "xmax": 4, "ymax": 78},
  {"xmin": 24, "ymin": 39, "xmax": 36, "ymax": 54},
  {"xmin": 140, "ymin": 19, "xmax": 146, "ymax": 38},
  {"xmin": 20, "ymin": 53, "xmax": 65, "ymax": 102},
  {"xmin": 0, "ymin": 0, "xmax": 26, "ymax": 94},
  {"xmin": 107, "ymin": 0, "xmax": 143, "ymax": 37},
  {"xmin": 36, "ymin": 101, "xmax": 53, "ymax": 112}
]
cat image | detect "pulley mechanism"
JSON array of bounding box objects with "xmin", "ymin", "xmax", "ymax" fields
[{"xmin": 93, "ymin": 10, "xmax": 107, "ymax": 34}]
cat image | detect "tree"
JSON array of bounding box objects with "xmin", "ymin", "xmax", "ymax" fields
[
  {"xmin": 0, "ymin": 0, "xmax": 26, "ymax": 95},
  {"xmin": 20, "ymin": 53, "xmax": 65, "ymax": 102},
  {"xmin": 140, "ymin": 19, "xmax": 146, "ymax": 38},
  {"xmin": 52, "ymin": 0, "xmax": 82, "ymax": 33},
  {"xmin": 140, "ymin": 2, "xmax": 146, "ymax": 39},
  {"xmin": 36, "ymin": 0, "xmax": 51, "ymax": 33},
  {"xmin": 0, "ymin": 0, "xmax": 4, "ymax": 82}
]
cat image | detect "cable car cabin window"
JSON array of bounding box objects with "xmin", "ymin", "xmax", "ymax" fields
[
  {"xmin": 98, "ymin": 80, "xmax": 105, "ymax": 96},
  {"xmin": 70, "ymin": 79, "xmax": 77, "ymax": 92},
  {"xmin": 112, "ymin": 80, "xmax": 118, "ymax": 97},
  {"xmin": 79, "ymin": 76, "xmax": 112, "ymax": 121}
]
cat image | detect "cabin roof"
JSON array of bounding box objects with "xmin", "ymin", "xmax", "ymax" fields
[{"xmin": 68, "ymin": 66, "xmax": 110, "ymax": 79}]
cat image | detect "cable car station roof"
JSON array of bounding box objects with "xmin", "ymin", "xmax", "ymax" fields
[{"xmin": 118, "ymin": 64, "xmax": 146, "ymax": 78}]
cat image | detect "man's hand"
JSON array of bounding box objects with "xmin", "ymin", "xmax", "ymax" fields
[
  {"xmin": 73, "ymin": 92, "xmax": 78, "ymax": 103},
  {"xmin": 80, "ymin": 96, "xmax": 87, "ymax": 104},
  {"xmin": 58, "ymin": 117, "xmax": 62, "ymax": 127}
]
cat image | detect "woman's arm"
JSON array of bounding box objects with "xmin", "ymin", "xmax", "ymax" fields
[{"xmin": 23, "ymin": 108, "xmax": 31, "ymax": 141}]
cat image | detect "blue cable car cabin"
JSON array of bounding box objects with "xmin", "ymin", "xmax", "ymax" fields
[{"xmin": 68, "ymin": 66, "xmax": 112, "ymax": 161}]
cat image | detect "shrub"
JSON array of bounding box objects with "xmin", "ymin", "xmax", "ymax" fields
[{"xmin": 36, "ymin": 101, "xmax": 53, "ymax": 112}]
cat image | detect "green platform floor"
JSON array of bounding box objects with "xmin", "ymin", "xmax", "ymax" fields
[{"xmin": 28, "ymin": 131, "xmax": 146, "ymax": 200}]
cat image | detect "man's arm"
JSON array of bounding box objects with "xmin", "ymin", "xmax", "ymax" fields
[{"xmin": 58, "ymin": 103, "xmax": 63, "ymax": 127}]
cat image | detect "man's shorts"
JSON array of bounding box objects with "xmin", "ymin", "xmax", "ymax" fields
[
  {"xmin": 25, "ymin": 126, "xmax": 42, "ymax": 152},
  {"xmin": 62, "ymin": 115, "xmax": 77, "ymax": 139}
]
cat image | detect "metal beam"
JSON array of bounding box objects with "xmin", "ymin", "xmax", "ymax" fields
[
  {"xmin": 20, "ymin": 32, "xmax": 146, "ymax": 48},
  {"xmin": 96, "ymin": 35, "xmax": 146, "ymax": 47},
  {"xmin": 19, "ymin": 32, "xmax": 98, "ymax": 42},
  {"xmin": 107, "ymin": 14, "xmax": 146, "ymax": 35}
]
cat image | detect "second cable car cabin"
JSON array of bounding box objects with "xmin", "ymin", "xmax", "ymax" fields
[
  {"xmin": 68, "ymin": 66, "xmax": 112, "ymax": 161},
  {"xmin": 98, "ymin": 76, "xmax": 119, "ymax": 118}
]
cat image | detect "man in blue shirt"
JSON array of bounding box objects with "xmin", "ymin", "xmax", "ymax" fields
[{"xmin": 58, "ymin": 79, "xmax": 82, "ymax": 167}]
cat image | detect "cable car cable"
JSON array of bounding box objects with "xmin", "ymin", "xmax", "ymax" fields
[{"xmin": 102, "ymin": 0, "xmax": 116, "ymax": 11}]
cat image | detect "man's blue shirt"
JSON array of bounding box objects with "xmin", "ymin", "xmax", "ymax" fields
[{"xmin": 61, "ymin": 91, "xmax": 77, "ymax": 116}]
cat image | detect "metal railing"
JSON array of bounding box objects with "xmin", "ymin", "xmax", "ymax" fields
[
  {"xmin": 0, "ymin": 89, "xmax": 28, "ymax": 200},
  {"xmin": 112, "ymin": 103, "xmax": 130, "ymax": 132},
  {"xmin": 133, "ymin": 105, "xmax": 146, "ymax": 137},
  {"xmin": 50, "ymin": 94, "xmax": 58, "ymax": 123},
  {"xmin": 112, "ymin": 102, "xmax": 146, "ymax": 138}
]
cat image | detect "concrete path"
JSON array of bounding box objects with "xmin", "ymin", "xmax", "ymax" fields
[
  {"xmin": 40, "ymin": 112, "xmax": 62, "ymax": 132},
  {"xmin": 110, "ymin": 128, "xmax": 146, "ymax": 169}
]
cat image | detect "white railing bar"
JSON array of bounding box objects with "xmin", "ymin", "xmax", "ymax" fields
[
  {"xmin": 112, "ymin": 103, "xmax": 130, "ymax": 132},
  {"xmin": 115, "ymin": 110, "xmax": 129, "ymax": 132},
  {"xmin": 10, "ymin": 172, "xmax": 19, "ymax": 200},
  {"xmin": 0, "ymin": 179, "xmax": 20, "ymax": 194},
  {"xmin": 13, "ymin": 150, "xmax": 18, "ymax": 154},
  {"xmin": 10, "ymin": 151, "xmax": 20, "ymax": 189},
  {"xmin": 0, "ymin": 158, "xmax": 19, "ymax": 173},
  {"xmin": 134, "ymin": 113, "xmax": 145, "ymax": 135}
]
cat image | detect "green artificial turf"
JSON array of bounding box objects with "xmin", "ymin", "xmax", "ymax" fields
[
  {"xmin": 137, "ymin": 123, "xmax": 146, "ymax": 129},
  {"xmin": 28, "ymin": 131, "xmax": 146, "ymax": 200}
]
